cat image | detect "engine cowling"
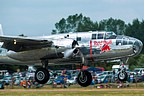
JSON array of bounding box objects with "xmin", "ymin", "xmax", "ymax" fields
[
  {"xmin": 63, "ymin": 48, "xmax": 79, "ymax": 58},
  {"xmin": 52, "ymin": 38, "xmax": 79, "ymax": 58}
]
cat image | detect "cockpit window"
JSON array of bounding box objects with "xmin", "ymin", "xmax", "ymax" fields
[
  {"xmin": 92, "ymin": 34, "xmax": 97, "ymax": 39},
  {"xmin": 98, "ymin": 33, "xmax": 104, "ymax": 39},
  {"xmin": 105, "ymin": 32, "xmax": 116, "ymax": 39},
  {"xmin": 105, "ymin": 33, "xmax": 113, "ymax": 39}
]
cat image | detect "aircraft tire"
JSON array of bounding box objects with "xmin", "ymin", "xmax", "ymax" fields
[
  {"xmin": 118, "ymin": 71, "xmax": 127, "ymax": 81},
  {"xmin": 77, "ymin": 70, "xmax": 92, "ymax": 87},
  {"xmin": 35, "ymin": 68, "xmax": 50, "ymax": 84}
]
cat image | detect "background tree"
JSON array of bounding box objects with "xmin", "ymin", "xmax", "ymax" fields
[
  {"xmin": 125, "ymin": 19, "xmax": 144, "ymax": 53},
  {"xmin": 137, "ymin": 54, "xmax": 144, "ymax": 67},
  {"xmin": 52, "ymin": 13, "xmax": 96, "ymax": 33},
  {"xmin": 55, "ymin": 18, "xmax": 67, "ymax": 33},
  {"xmin": 77, "ymin": 17, "xmax": 98, "ymax": 32},
  {"xmin": 51, "ymin": 30, "xmax": 57, "ymax": 34},
  {"xmin": 98, "ymin": 17, "xmax": 126, "ymax": 35},
  {"xmin": 52, "ymin": 15, "xmax": 126, "ymax": 35}
]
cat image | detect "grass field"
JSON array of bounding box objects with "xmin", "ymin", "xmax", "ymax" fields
[{"xmin": 0, "ymin": 83, "xmax": 144, "ymax": 96}]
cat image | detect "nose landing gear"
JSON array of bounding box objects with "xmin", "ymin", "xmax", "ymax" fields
[
  {"xmin": 117, "ymin": 58, "xmax": 128, "ymax": 81},
  {"xmin": 118, "ymin": 70, "xmax": 128, "ymax": 81}
]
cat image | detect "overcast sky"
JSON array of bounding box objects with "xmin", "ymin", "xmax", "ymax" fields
[{"xmin": 0, "ymin": 0, "xmax": 144, "ymax": 36}]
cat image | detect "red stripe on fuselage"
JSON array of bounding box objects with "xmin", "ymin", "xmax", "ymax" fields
[{"xmin": 90, "ymin": 40, "xmax": 94, "ymax": 61}]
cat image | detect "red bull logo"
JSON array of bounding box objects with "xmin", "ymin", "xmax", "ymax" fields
[
  {"xmin": 100, "ymin": 44, "xmax": 110, "ymax": 53},
  {"xmin": 93, "ymin": 40, "xmax": 112, "ymax": 46},
  {"xmin": 93, "ymin": 40, "xmax": 112, "ymax": 53}
]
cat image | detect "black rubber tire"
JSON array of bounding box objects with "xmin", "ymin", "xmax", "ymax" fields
[
  {"xmin": 77, "ymin": 70, "xmax": 92, "ymax": 87},
  {"xmin": 35, "ymin": 68, "xmax": 50, "ymax": 84},
  {"xmin": 118, "ymin": 72, "xmax": 128, "ymax": 81}
]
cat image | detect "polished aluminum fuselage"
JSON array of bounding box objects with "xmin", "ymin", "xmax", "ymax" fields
[{"xmin": 0, "ymin": 31, "xmax": 143, "ymax": 65}]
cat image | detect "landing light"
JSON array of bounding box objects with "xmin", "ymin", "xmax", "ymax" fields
[{"xmin": 14, "ymin": 39, "xmax": 17, "ymax": 45}]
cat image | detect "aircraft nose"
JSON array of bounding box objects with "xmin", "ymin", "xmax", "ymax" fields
[{"xmin": 133, "ymin": 39, "xmax": 143, "ymax": 55}]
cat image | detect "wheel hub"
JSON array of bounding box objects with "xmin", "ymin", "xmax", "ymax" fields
[
  {"xmin": 36, "ymin": 71, "xmax": 45, "ymax": 81},
  {"xmin": 79, "ymin": 73, "xmax": 87, "ymax": 83},
  {"xmin": 119, "ymin": 72, "xmax": 125, "ymax": 80}
]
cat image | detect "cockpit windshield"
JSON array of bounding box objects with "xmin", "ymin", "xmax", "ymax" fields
[{"xmin": 105, "ymin": 32, "xmax": 116, "ymax": 39}]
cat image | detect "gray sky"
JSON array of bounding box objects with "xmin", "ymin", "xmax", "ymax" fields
[{"xmin": 0, "ymin": 0, "xmax": 144, "ymax": 36}]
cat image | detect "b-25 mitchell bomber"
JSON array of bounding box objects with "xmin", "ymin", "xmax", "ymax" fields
[{"xmin": 0, "ymin": 24, "xmax": 143, "ymax": 87}]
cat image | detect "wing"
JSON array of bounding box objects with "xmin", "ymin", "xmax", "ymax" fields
[{"xmin": 0, "ymin": 35, "xmax": 53, "ymax": 52}]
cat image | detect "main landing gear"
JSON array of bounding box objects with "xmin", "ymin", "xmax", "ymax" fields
[
  {"xmin": 77, "ymin": 68, "xmax": 92, "ymax": 87},
  {"xmin": 35, "ymin": 60, "xmax": 50, "ymax": 84},
  {"xmin": 77, "ymin": 59, "xmax": 92, "ymax": 87},
  {"xmin": 117, "ymin": 58, "xmax": 128, "ymax": 81},
  {"xmin": 77, "ymin": 49, "xmax": 92, "ymax": 87}
]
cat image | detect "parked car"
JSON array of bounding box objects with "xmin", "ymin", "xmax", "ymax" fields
[
  {"xmin": 0, "ymin": 75, "xmax": 4, "ymax": 83},
  {"xmin": 46, "ymin": 72, "xmax": 55, "ymax": 85},
  {"xmin": 0, "ymin": 82, "xmax": 4, "ymax": 89},
  {"xmin": 98, "ymin": 71, "xmax": 113, "ymax": 76},
  {"xmin": 67, "ymin": 76, "xmax": 77, "ymax": 86},
  {"xmin": 128, "ymin": 74, "xmax": 143, "ymax": 83},
  {"xmin": 134, "ymin": 68, "xmax": 144, "ymax": 75},
  {"xmin": 3, "ymin": 75, "xmax": 12, "ymax": 85},
  {"xmin": 97, "ymin": 74, "xmax": 113, "ymax": 84}
]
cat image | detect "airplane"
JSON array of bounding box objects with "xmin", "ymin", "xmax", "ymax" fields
[{"xmin": 0, "ymin": 24, "xmax": 143, "ymax": 87}]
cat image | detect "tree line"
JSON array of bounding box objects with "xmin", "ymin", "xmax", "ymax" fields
[{"xmin": 52, "ymin": 13, "xmax": 144, "ymax": 69}]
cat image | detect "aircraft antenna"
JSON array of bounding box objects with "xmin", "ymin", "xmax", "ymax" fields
[
  {"xmin": 0, "ymin": 24, "xmax": 4, "ymax": 36},
  {"xmin": 76, "ymin": 31, "xmax": 78, "ymax": 41}
]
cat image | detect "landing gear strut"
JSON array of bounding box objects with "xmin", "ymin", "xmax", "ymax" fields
[
  {"xmin": 77, "ymin": 50, "xmax": 92, "ymax": 87},
  {"xmin": 35, "ymin": 59, "xmax": 50, "ymax": 84},
  {"xmin": 117, "ymin": 58, "xmax": 128, "ymax": 81}
]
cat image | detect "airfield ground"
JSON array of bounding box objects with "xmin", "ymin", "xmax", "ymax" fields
[{"xmin": 0, "ymin": 83, "xmax": 144, "ymax": 96}]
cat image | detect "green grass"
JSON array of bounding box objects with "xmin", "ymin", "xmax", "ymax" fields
[
  {"xmin": 0, "ymin": 89, "xmax": 144, "ymax": 96},
  {"xmin": 0, "ymin": 83, "xmax": 144, "ymax": 96}
]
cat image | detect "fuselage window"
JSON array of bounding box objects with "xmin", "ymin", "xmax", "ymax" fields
[
  {"xmin": 122, "ymin": 38, "xmax": 127, "ymax": 45},
  {"xmin": 98, "ymin": 33, "xmax": 104, "ymax": 39},
  {"xmin": 129, "ymin": 40, "xmax": 133, "ymax": 45},
  {"xmin": 0, "ymin": 50, "xmax": 2, "ymax": 53},
  {"xmin": 77, "ymin": 37, "xmax": 81, "ymax": 41},
  {"xmin": 123, "ymin": 40, "xmax": 127, "ymax": 45},
  {"xmin": 116, "ymin": 39, "xmax": 122, "ymax": 45},
  {"xmin": 92, "ymin": 34, "xmax": 97, "ymax": 39}
]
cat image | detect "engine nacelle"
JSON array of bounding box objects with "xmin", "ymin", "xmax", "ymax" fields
[
  {"xmin": 52, "ymin": 38, "xmax": 79, "ymax": 58},
  {"xmin": 63, "ymin": 48, "xmax": 79, "ymax": 58}
]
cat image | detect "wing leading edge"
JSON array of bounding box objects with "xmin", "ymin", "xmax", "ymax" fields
[{"xmin": 0, "ymin": 35, "xmax": 53, "ymax": 52}]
